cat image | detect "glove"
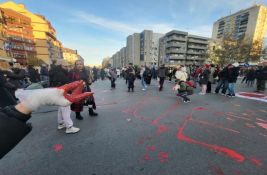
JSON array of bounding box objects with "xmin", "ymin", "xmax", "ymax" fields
[{"xmin": 15, "ymin": 81, "xmax": 93, "ymax": 111}]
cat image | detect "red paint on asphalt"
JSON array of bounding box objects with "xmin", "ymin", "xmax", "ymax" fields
[
  {"xmin": 156, "ymin": 124, "xmax": 169, "ymax": 135},
  {"xmin": 176, "ymin": 115, "xmax": 245, "ymax": 162},
  {"xmin": 250, "ymin": 156, "xmax": 263, "ymax": 166},
  {"xmin": 158, "ymin": 152, "xmax": 169, "ymax": 163},
  {"xmin": 151, "ymin": 101, "xmax": 180, "ymax": 126},
  {"xmin": 193, "ymin": 107, "xmax": 208, "ymax": 111},
  {"xmin": 257, "ymin": 122, "xmax": 267, "ymax": 130},
  {"xmin": 245, "ymin": 123, "xmax": 256, "ymax": 128},
  {"xmin": 146, "ymin": 145, "xmax": 156, "ymax": 152},
  {"xmin": 191, "ymin": 119, "xmax": 240, "ymax": 134},
  {"xmin": 211, "ymin": 166, "xmax": 225, "ymax": 175},
  {"xmin": 53, "ymin": 144, "xmax": 63, "ymax": 152},
  {"xmin": 143, "ymin": 153, "xmax": 151, "ymax": 161}
]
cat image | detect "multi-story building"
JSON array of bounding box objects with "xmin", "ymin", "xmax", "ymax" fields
[
  {"xmin": 62, "ymin": 47, "xmax": 80, "ymax": 64},
  {"xmin": 120, "ymin": 47, "xmax": 126, "ymax": 67},
  {"xmin": 212, "ymin": 5, "xmax": 267, "ymax": 49},
  {"xmin": 126, "ymin": 33, "xmax": 140, "ymax": 66},
  {"xmin": 0, "ymin": 2, "xmax": 63, "ymax": 65},
  {"xmin": 159, "ymin": 30, "xmax": 209, "ymax": 65},
  {"xmin": 0, "ymin": 7, "xmax": 36, "ymax": 64},
  {"xmin": 140, "ymin": 30, "xmax": 164, "ymax": 66}
]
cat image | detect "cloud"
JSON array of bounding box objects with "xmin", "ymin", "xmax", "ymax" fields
[
  {"xmin": 74, "ymin": 11, "xmax": 176, "ymax": 35},
  {"xmin": 75, "ymin": 11, "xmax": 139, "ymax": 34}
]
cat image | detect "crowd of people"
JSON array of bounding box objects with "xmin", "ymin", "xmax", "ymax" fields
[{"xmin": 104, "ymin": 62, "xmax": 266, "ymax": 102}]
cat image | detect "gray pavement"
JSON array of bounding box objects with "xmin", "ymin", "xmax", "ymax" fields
[{"xmin": 1, "ymin": 78, "xmax": 267, "ymax": 175}]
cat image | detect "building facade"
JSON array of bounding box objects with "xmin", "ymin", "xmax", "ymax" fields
[
  {"xmin": 0, "ymin": 2, "xmax": 63, "ymax": 65},
  {"xmin": 159, "ymin": 30, "xmax": 209, "ymax": 65},
  {"xmin": 62, "ymin": 47, "xmax": 80, "ymax": 64},
  {"xmin": 212, "ymin": 5, "xmax": 267, "ymax": 47},
  {"xmin": 0, "ymin": 7, "xmax": 36, "ymax": 64},
  {"xmin": 126, "ymin": 33, "xmax": 140, "ymax": 66}
]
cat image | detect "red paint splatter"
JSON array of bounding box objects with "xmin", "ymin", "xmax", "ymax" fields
[
  {"xmin": 245, "ymin": 123, "xmax": 255, "ymax": 128},
  {"xmin": 193, "ymin": 107, "xmax": 208, "ymax": 111},
  {"xmin": 53, "ymin": 144, "xmax": 63, "ymax": 152},
  {"xmin": 146, "ymin": 145, "xmax": 156, "ymax": 152},
  {"xmin": 137, "ymin": 137, "xmax": 152, "ymax": 145},
  {"xmin": 257, "ymin": 122, "xmax": 267, "ymax": 130},
  {"xmin": 239, "ymin": 92, "xmax": 265, "ymax": 98},
  {"xmin": 250, "ymin": 156, "xmax": 263, "ymax": 166},
  {"xmin": 143, "ymin": 154, "xmax": 151, "ymax": 161},
  {"xmin": 257, "ymin": 118, "xmax": 267, "ymax": 123},
  {"xmin": 151, "ymin": 101, "xmax": 180, "ymax": 126},
  {"xmin": 158, "ymin": 152, "xmax": 169, "ymax": 163},
  {"xmin": 176, "ymin": 115, "xmax": 245, "ymax": 162},
  {"xmin": 213, "ymin": 112, "xmax": 224, "ymax": 116},
  {"xmin": 232, "ymin": 169, "xmax": 242, "ymax": 175},
  {"xmin": 211, "ymin": 166, "xmax": 225, "ymax": 175},
  {"xmin": 191, "ymin": 119, "xmax": 240, "ymax": 134},
  {"xmin": 156, "ymin": 124, "xmax": 169, "ymax": 135}
]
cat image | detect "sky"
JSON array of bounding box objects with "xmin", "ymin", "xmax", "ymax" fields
[{"xmin": 3, "ymin": 0, "xmax": 267, "ymax": 65}]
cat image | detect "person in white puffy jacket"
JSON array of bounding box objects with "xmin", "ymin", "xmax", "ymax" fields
[{"xmin": 175, "ymin": 65, "xmax": 188, "ymax": 82}]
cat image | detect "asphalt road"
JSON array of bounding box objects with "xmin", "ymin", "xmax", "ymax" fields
[{"xmin": 1, "ymin": 78, "xmax": 267, "ymax": 175}]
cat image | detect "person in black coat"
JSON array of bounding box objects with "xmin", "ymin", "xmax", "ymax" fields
[
  {"xmin": 0, "ymin": 69, "xmax": 17, "ymax": 108},
  {"xmin": 255, "ymin": 63, "xmax": 267, "ymax": 93},
  {"xmin": 69, "ymin": 60, "xmax": 98, "ymax": 119},
  {"xmin": 158, "ymin": 64, "xmax": 166, "ymax": 91},
  {"xmin": 214, "ymin": 65, "xmax": 230, "ymax": 95},
  {"xmin": 227, "ymin": 63, "xmax": 240, "ymax": 97},
  {"xmin": 199, "ymin": 64, "xmax": 211, "ymax": 95},
  {"xmin": 127, "ymin": 66, "xmax": 135, "ymax": 92}
]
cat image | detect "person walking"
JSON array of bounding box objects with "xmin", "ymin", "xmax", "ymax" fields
[
  {"xmin": 140, "ymin": 65, "xmax": 147, "ymax": 91},
  {"xmin": 227, "ymin": 63, "xmax": 240, "ymax": 97},
  {"xmin": 158, "ymin": 64, "xmax": 166, "ymax": 91},
  {"xmin": 69, "ymin": 60, "xmax": 98, "ymax": 120},
  {"xmin": 127, "ymin": 66, "xmax": 135, "ymax": 92},
  {"xmin": 108, "ymin": 68, "xmax": 117, "ymax": 89},
  {"xmin": 214, "ymin": 65, "xmax": 230, "ymax": 95}
]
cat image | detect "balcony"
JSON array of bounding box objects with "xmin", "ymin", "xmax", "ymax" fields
[
  {"xmin": 187, "ymin": 45, "xmax": 207, "ymax": 50},
  {"xmin": 187, "ymin": 50, "xmax": 206, "ymax": 55},
  {"xmin": 188, "ymin": 38, "xmax": 208, "ymax": 44},
  {"xmin": 186, "ymin": 56, "xmax": 206, "ymax": 60},
  {"xmin": 166, "ymin": 35, "xmax": 187, "ymax": 42},
  {"xmin": 166, "ymin": 48, "xmax": 186, "ymax": 54},
  {"xmin": 166, "ymin": 42, "xmax": 186, "ymax": 48}
]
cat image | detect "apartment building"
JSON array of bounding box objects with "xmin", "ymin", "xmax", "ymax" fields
[
  {"xmin": 0, "ymin": 7, "xmax": 36, "ymax": 65},
  {"xmin": 0, "ymin": 2, "xmax": 63, "ymax": 64},
  {"xmin": 212, "ymin": 5, "xmax": 267, "ymax": 45},
  {"xmin": 62, "ymin": 47, "xmax": 80, "ymax": 64},
  {"xmin": 140, "ymin": 30, "xmax": 164, "ymax": 66},
  {"xmin": 120, "ymin": 47, "xmax": 126, "ymax": 67},
  {"xmin": 159, "ymin": 30, "xmax": 209, "ymax": 65},
  {"xmin": 126, "ymin": 33, "xmax": 140, "ymax": 66}
]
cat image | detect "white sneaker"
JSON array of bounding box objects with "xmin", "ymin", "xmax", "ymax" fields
[
  {"xmin": 57, "ymin": 123, "xmax": 66, "ymax": 130},
  {"xmin": 142, "ymin": 88, "xmax": 146, "ymax": 91},
  {"xmin": 66, "ymin": 126, "xmax": 80, "ymax": 134}
]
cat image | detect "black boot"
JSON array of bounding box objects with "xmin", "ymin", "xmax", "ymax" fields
[
  {"xmin": 75, "ymin": 112, "xmax": 83, "ymax": 120},
  {"xmin": 89, "ymin": 108, "xmax": 98, "ymax": 117}
]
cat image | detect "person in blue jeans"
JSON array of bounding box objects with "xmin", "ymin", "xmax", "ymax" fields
[
  {"xmin": 215, "ymin": 66, "xmax": 230, "ymax": 95},
  {"xmin": 227, "ymin": 63, "xmax": 240, "ymax": 97},
  {"xmin": 140, "ymin": 65, "xmax": 147, "ymax": 91}
]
